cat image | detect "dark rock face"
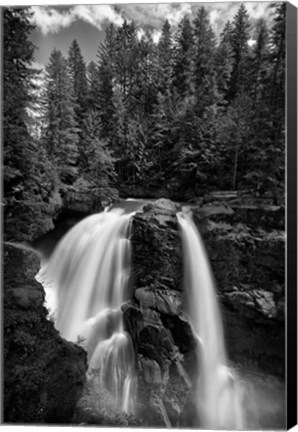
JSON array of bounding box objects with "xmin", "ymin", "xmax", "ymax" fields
[
  {"xmin": 131, "ymin": 199, "xmax": 183, "ymax": 293},
  {"xmin": 3, "ymin": 244, "xmax": 88, "ymax": 424},
  {"xmin": 191, "ymin": 199, "xmax": 285, "ymax": 377},
  {"xmin": 125, "ymin": 199, "xmax": 197, "ymax": 427}
]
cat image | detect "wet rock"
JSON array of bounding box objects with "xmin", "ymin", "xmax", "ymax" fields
[
  {"xmin": 135, "ymin": 287, "xmax": 183, "ymax": 315},
  {"xmin": 161, "ymin": 313, "xmax": 196, "ymax": 354},
  {"xmin": 135, "ymin": 287, "xmax": 155, "ymax": 307},
  {"xmin": 223, "ymin": 289, "xmax": 278, "ymax": 320},
  {"xmin": 143, "ymin": 198, "xmax": 181, "ymax": 213},
  {"xmin": 131, "ymin": 200, "xmax": 183, "ymax": 292},
  {"xmin": 129, "ymin": 199, "xmax": 196, "ymax": 426},
  {"xmin": 3, "ymin": 244, "xmax": 88, "ymax": 424},
  {"xmin": 253, "ymin": 289, "xmax": 277, "ymax": 318},
  {"xmin": 155, "ymin": 290, "xmax": 183, "ymax": 315},
  {"xmin": 139, "ymin": 356, "xmax": 163, "ymax": 385}
]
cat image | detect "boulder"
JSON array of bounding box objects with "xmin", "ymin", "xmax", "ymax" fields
[{"xmin": 3, "ymin": 244, "xmax": 88, "ymax": 424}]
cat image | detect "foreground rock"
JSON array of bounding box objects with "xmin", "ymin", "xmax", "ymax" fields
[
  {"xmin": 3, "ymin": 244, "xmax": 87, "ymax": 424},
  {"xmin": 125, "ymin": 199, "xmax": 198, "ymax": 427}
]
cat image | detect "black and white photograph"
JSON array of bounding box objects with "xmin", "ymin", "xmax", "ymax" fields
[{"xmin": 1, "ymin": 1, "xmax": 297, "ymax": 429}]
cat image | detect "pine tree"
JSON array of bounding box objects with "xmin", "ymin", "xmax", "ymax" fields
[
  {"xmin": 112, "ymin": 87, "xmax": 128, "ymax": 182},
  {"xmin": 244, "ymin": 3, "xmax": 285, "ymax": 203},
  {"xmin": 193, "ymin": 7, "xmax": 218, "ymax": 115},
  {"xmin": 151, "ymin": 91, "xmax": 176, "ymax": 181},
  {"xmin": 97, "ymin": 23, "xmax": 117, "ymax": 138},
  {"xmin": 228, "ymin": 4, "xmax": 251, "ymax": 100},
  {"xmin": 86, "ymin": 61, "xmax": 100, "ymax": 111},
  {"xmin": 172, "ymin": 16, "xmax": 195, "ymax": 98},
  {"xmin": 214, "ymin": 21, "xmax": 234, "ymax": 104},
  {"xmin": 68, "ymin": 39, "xmax": 88, "ymax": 122},
  {"xmin": 43, "ymin": 49, "xmax": 79, "ymax": 187},
  {"xmin": 269, "ymin": 2, "xmax": 285, "ymax": 112},
  {"xmin": 3, "ymin": 7, "xmax": 59, "ymax": 241},
  {"xmin": 249, "ymin": 19, "xmax": 269, "ymax": 106},
  {"xmin": 114, "ymin": 21, "xmax": 139, "ymax": 108},
  {"xmin": 80, "ymin": 111, "xmax": 118, "ymax": 203},
  {"xmin": 136, "ymin": 30, "xmax": 159, "ymax": 116},
  {"xmin": 157, "ymin": 20, "xmax": 173, "ymax": 93},
  {"xmin": 3, "ymin": 8, "xmax": 36, "ymax": 200},
  {"xmin": 216, "ymin": 93, "xmax": 253, "ymax": 190}
]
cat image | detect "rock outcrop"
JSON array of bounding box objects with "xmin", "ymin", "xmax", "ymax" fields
[
  {"xmin": 3, "ymin": 243, "xmax": 88, "ymax": 424},
  {"xmin": 123, "ymin": 199, "xmax": 198, "ymax": 427},
  {"xmin": 191, "ymin": 196, "xmax": 285, "ymax": 377}
]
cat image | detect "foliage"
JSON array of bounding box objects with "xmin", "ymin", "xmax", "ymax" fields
[
  {"xmin": 3, "ymin": 3, "xmax": 286, "ymax": 244},
  {"xmin": 3, "ymin": 8, "xmax": 59, "ymax": 242}
]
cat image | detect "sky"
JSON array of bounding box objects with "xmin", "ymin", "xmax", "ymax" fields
[{"xmin": 29, "ymin": 2, "xmax": 274, "ymax": 68}]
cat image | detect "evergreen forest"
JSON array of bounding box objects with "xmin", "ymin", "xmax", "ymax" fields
[{"xmin": 3, "ymin": 3, "xmax": 285, "ymax": 243}]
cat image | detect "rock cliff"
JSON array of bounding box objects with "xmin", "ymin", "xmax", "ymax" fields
[
  {"xmin": 191, "ymin": 195, "xmax": 285, "ymax": 377},
  {"xmin": 3, "ymin": 243, "xmax": 88, "ymax": 424}
]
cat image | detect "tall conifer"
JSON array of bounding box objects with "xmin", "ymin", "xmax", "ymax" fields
[{"xmin": 43, "ymin": 49, "xmax": 79, "ymax": 186}]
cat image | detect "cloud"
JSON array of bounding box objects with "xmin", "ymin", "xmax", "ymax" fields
[
  {"xmin": 31, "ymin": 6, "xmax": 75, "ymax": 35},
  {"xmin": 190, "ymin": 2, "xmax": 272, "ymax": 37},
  {"xmin": 118, "ymin": 3, "xmax": 192, "ymax": 30},
  {"xmin": 31, "ymin": 5, "xmax": 124, "ymax": 35},
  {"xmin": 73, "ymin": 5, "xmax": 124, "ymax": 29},
  {"xmin": 31, "ymin": 2, "xmax": 272, "ymax": 38},
  {"xmin": 117, "ymin": 2, "xmax": 271, "ymax": 37}
]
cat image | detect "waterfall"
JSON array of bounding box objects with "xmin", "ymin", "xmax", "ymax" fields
[
  {"xmin": 177, "ymin": 211, "xmax": 245, "ymax": 430},
  {"xmin": 39, "ymin": 208, "xmax": 136, "ymax": 414}
]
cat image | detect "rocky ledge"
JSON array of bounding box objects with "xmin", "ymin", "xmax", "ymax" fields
[{"xmin": 3, "ymin": 243, "xmax": 88, "ymax": 424}]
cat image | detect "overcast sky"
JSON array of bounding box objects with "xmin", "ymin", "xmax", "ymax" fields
[{"xmin": 29, "ymin": 2, "xmax": 273, "ymax": 67}]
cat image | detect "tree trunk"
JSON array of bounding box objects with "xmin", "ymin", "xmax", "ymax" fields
[{"xmin": 233, "ymin": 142, "xmax": 239, "ymax": 190}]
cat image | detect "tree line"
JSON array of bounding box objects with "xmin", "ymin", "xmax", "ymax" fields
[{"xmin": 3, "ymin": 4, "xmax": 285, "ymax": 241}]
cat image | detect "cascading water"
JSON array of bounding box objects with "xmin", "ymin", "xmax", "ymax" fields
[
  {"xmin": 38, "ymin": 208, "xmax": 137, "ymax": 414},
  {"xmin": 177, "ymin": 211, "xmax": 245, "ymax": 430}
]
